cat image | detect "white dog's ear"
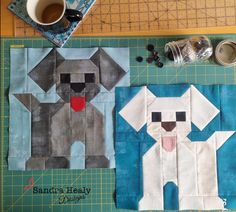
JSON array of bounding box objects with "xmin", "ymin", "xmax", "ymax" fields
[
  {"xmin": 119, "ymin": 86, "xmax": 148, "ymax": 132},
  {"xmin": 190, "ymin": 85, "xmax": 219, "ymax": 131}
]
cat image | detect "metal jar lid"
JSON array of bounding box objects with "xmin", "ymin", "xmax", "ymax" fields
[{"xmin": 215, "ymin": 40, "xmax": 236, "ymax": 67}]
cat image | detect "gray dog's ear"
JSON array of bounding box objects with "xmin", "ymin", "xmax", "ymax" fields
[
  {"xmin": 185, "ymin": 85, "xmax": 220, "ymax": 131},
  {"xmin": 90, "ymin": 48, "xmax": 126, "ymax": 91},
  {"xmin": 28, "ymin": 49, "xmax": 64, "ymax": 92}
]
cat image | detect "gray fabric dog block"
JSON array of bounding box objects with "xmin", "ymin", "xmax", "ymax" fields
[{"xmin": 9, "ymin": 47, "xmax": 130, "ymax": 170}]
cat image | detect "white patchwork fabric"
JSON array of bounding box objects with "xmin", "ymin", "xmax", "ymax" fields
[
  {"xmin": 190, "ymin": 85, "xmax": 220, "ymax": 130},
  {"xmin": 119, "ymin": 86, "xmax": 146, "ymax": 131},
  {"xmin": 118, "ymin": 85, "xmax": 235, "ymax": 210}
]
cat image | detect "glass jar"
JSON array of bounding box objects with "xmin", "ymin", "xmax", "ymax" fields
[{"xmin": 165, "ymin": 36, "xmax": 213, "ymax": 65}]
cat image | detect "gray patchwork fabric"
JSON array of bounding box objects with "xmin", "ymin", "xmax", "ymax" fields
[
  {"xmin": 85, "ymin": 103, "xmax": 105, "ymax": 156},
  {"xmin": 91, "ymin": 48, "xmax": 126, "ymax": 90},
  {"xmin": 28, "ymin": 49, "xmax": 56, "ymax": 92},
  {"xmin": 9, "ymin": 47, "xmax": 130, "ymax": 170},
  {"xmin": 85, "ymin": 156, "xmax": 109, "ymax": 168},
  {"xmin": 45, "ymin": 157, "xmax": 69, "ymax": 169},
  {"xmin": 14, "ymin": 94, "xmax": 39, "ymax": 111},
  {"xmin": 26, "ymin": 157, "xmax": 46, "ymax": 170}
]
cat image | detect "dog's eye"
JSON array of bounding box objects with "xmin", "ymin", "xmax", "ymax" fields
[
  {"xmin": 176, "ymin": 112, "xmax": 186, "ymax": 121},
  {"xmin": 85, "ymin": 73, "xmax": 95, "ymax": 83},
  {"xmin": 152, "ymin": 112, "xmax": 162, "ymax": 122},
  {"xmin": 60, "ymin": 73, "xmax": 70, "ymax": 83}
]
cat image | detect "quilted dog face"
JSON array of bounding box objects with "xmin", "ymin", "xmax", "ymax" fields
[
  {"xmin": 55, "ymin": 59, "xmax": 100, "ymax": 102},
  {"xmin": 28, "ymin": 48, "xmax": 126, "ymax": 104},
  {"xmin": 147, "ymin": 95, "xmax": 191, "ymax": 135},
  {"xmin": 119, "ymin": 86, "xmax": 219, "ymax": 141},
  {"xmin": 119, "ymin": 86, "xmax": 220, "ymax": 141}
]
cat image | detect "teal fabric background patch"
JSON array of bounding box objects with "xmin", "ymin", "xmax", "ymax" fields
[{"xmin": 116, "ymin": 84, "xmax": 236, "ymax": 210}]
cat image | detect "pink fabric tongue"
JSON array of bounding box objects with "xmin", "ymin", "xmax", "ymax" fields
[{"xmin": 162, "ymin": 136, "xmax": 177, "ymax": 152}]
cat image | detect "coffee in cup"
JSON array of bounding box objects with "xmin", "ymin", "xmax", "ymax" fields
[{"xmin": 26, "ymin": 0, "xmax": 83, "ymax": 32}]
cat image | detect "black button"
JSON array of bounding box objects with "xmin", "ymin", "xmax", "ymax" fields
[
  {"xmin": 146, "ymin": 57, "xmax": 154, "ymax": 64},
  {"xmin": 176, "ymin": 112, "xmax": 186, "ymax": 121},
  {"xmin": 85, "ymin": 73, "xmax": 95, "ymax": 83},
  {"xmin": 136, "ymin": 56, "xmax": 143, "ymax": 62},
  {"xmin": 147, "ymin": 44, "xmax": 155, "ymax": 52},
  {"xmin": 60, "ymin": 74, "xmax": 70, "ymax": 83},
  {"xmin": 156, "ymin": 62, "xmax": 164, "ymax": 68},
  {"xmin": 152, "ymin": 112, "xmax": 162, "ymax": 122}
]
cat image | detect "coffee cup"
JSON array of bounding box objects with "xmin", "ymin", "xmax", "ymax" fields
[{"xmin": 26, "ymin": 0, "xmax": 83, "ymax": 32}]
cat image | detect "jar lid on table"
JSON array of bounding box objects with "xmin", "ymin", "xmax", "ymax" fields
[{"xmin": 215, "ymin": 40, "xmax": 236, "ymax": 67}]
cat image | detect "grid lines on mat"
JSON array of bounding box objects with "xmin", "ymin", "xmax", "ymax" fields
[{"xmin": 2, "ymin": 0, "xmax": 236, "ymax": 36}]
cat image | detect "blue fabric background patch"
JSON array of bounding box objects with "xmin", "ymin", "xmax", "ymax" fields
[
  {"xmin": 164, "ymin": 182, "xmax": 179, "ymax": 210},
  {"xmin": 148, "ymin": 84, "xmax": 190, "ymax": 97},
  {"xmin": 70, "ymin": 141, "xmax": 85, "ymax": 169},
  {"xmin": 8, "ymin": 95, "xmax": 31, "ymax": 170}
]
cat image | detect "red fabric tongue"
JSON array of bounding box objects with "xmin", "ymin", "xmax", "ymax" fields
[
  {"xmin": 162, "ymin": 136, "xmax": 177, "ymax": 152},
  {"xmin": 70, "ymin": 96, "xmax": 86, "ymax": 112}
]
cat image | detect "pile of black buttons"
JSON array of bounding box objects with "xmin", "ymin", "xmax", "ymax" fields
[{"xmin": 136, "ymin": 44, "xmax": 164, "ymax": 68}]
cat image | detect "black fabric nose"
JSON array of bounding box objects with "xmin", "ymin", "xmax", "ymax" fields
[
  {"xmin": 70, "ymin": 83, "xmax": 85, "ymax": 93},
  {"xmin": 161, "ymin": 122, "xmax": 176, "ymax": 131}
]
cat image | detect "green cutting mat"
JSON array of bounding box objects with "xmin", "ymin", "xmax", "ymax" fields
[{"xmin": 1, "ymin": 35, "xmax": 236, "ymax": 212}]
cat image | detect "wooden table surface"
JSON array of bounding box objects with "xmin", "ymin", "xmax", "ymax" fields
[{"xmin": 1, "ymin": 0, "xmax": 236, "ymax": 37}]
